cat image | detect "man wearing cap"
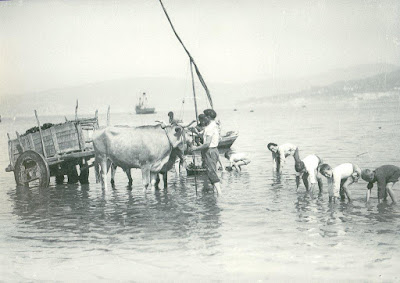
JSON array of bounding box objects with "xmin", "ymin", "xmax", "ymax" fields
[
  {"xmin": 319, "ymin": 163, "xmax": 361, "ymax": 202},
  {"xmin": 295, "ymin": 154, "xmax": 324, "ymax": 193},
  {"xmin": 361, "ymin": 165, "xmax": 400, "ymax": 203},
  {"xmin": 190, "ymin": 109, "xmax": 222, "ymax": 195},
  {"xmin": 267, "ymin": 142, "xmax": 299, "ymax": 172}
]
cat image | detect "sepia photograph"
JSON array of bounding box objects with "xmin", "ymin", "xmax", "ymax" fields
[{"xmin": 0, "ymin": 0, "xmax": 399, "ymax": 281}]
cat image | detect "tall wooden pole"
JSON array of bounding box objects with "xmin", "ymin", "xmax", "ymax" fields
[
  {"xmin": 190, "ymin": 60, "xmax": 199, "ymax": 123},
  {"xmin": 34, "ymin": 110, "xmax": 47, "ymax": 158}
]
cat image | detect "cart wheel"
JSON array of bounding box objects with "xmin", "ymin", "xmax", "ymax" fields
[
  {"xmin": 14, "ymin": 150, "xmax": 50, "ymax": 188},
  {"xmin": 79, "ymin": 164, "xmax": 89, "ymax": 184}
]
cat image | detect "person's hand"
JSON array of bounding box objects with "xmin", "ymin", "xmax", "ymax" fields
[{"xmin": 188, "ymin": 145, "xmax": 195, "ymax": 154}]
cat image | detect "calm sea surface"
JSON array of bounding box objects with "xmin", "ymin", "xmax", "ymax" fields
[{"xmin": 1, "ymin": 101, "xmax": 400, "ymax": 281}]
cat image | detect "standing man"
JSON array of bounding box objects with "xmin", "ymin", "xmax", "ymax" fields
[
  {"xmin": 190, "ymin": 109, "xmax": 222, "ymax": 195},
  {"xmin": 295, "ymin": 154, "xmax": 324, "ymax": 193},
  {"xmin": 319, "ymin": 163, "xmax": 361, "ymax": 202},
  {"xmin": 267, "ymin": 143, "xmax": 299, "ymax": 172},
  {"xmin": 361, "ymin": 165, "xmax": 400, "ymax": 203}
]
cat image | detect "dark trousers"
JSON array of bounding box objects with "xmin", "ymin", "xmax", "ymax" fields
[{"xmin": 204, "ymin": 147, "xmax": 220, "ymax": 184}]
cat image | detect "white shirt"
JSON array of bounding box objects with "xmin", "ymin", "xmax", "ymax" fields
[
  {"xmin": 203, "ymin": 120, "xmax": 219, "ymax": 148},
  {"xmin": 278, "ymin": 143, "xmax": 297, "ymax": 157},
  {"xmin": 329, "ymin": 163, "xmax": 359, "ymax": 197},
  {"xmin": 296, "ymin": 154, "xmax": 320, "ymax": 184},
  {"xmin": 229, "ymin": 153, "xmax": 247, "ymax": 163}
]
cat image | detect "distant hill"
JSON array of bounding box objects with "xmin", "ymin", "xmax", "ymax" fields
[
  {"xmin": 1, "ymin": 63, "xmax": 398, "ymax": 117},
  {"xmin": 239, "ymin": 64, "xmax": 400, "ymax": 107}
]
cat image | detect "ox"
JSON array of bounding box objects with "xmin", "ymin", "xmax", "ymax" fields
[
  {"xmin": 93, "ymin": 124, "xmax": 187, "ymax": 191},
  {"xmin": 110, "ymin": 146, "xmax": 186, "ymax": 189}
]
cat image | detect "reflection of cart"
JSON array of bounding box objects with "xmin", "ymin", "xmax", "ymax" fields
[{"xmin": 5, "ymin": 110, "xmax": 99, "ymax": 188}]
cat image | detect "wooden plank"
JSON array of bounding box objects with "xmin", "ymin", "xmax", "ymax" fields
[
  {"xmin": 75, "ymin": 123, "xmax": 85, "ymax": 150},
  {"xmin": 34, "ymin": 110, "xmax": 47, "ymax": 158},
  {"xmin": 15, "ymin": 131, "xmax": 25, "ymax": 152},
  {"xmin": 46, "ymin": 150, "xmax": 95, "ymax": 166},
  {"xmin": 7, "ymin": 133, "xmax": 14, "ymax": 169},
  {"xmin": 50, "ymin": 127, "xmax": 60, "ymax": 154},
  {"xmin": 28, "ymin": 134, "xmax": 35, "ymax": 152}
]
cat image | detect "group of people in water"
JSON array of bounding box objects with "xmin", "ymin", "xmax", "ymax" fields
[
  {"xmin": 168, "ymin": 110, "xmax": 399, "ymax": 203},
  {"xmin": 167, "ymin": 109, "xmax": 250, "ymax": 195},
  {"xmin": 267, "ymin": 143, "xmax": 400, "ymax": 203}
]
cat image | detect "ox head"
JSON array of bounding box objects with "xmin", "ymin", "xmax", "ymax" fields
[{"xmin": 166, "ymin": 124, "xmax": 193, "ymax": 151}]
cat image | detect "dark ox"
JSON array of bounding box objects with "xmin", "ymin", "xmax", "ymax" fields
[{"xmin": 93, "ymin": 124, "xmax": 189, "ymax": 191}]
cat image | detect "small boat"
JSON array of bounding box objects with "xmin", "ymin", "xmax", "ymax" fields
[
  {"xmin": 218, "ymin": 131, "xmax": 238, "ymax": 149},
  {"xmin": 250, "ymin": 109, "xmax": 254, "ymax": 112},
  {"xmin": 135, "ymin": 92, "xmax": 156, "ymax": 114},
  {"xmin": 233, "ymin": 109, "xmax": 237, "ymax": 111}
]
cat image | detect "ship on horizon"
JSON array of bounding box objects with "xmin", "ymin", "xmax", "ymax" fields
[{"xmin": 135, "ymin": 92, "xmax": 156, "ymax": 114}]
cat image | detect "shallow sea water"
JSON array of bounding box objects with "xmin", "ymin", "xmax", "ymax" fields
[{"xmin": 1, "ymin": 101, "xmax": 400, "ymax": 281}]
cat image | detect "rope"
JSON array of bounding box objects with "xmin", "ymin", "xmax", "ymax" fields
[
  {"xmin": 158, "ymin": 0, "xmax": 213, "ymax": 109},
  {"xmin": 190, "ymin": 60, "xmax": 199, "ymax": 123}
]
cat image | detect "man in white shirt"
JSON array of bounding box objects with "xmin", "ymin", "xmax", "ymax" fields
[
  {"xmin": 319, "ymin": 163, "xmax": 361, "ymax": 202},
  {"xmin": 267, "ymin": 143, "xmax": 299, "ymax": 172},
  {"xmin": 295, "ymin": 154, "xmax": 324, "ymax": 192},
  {"xmin": 190, "ymin": 109, "xmax": 222, "ymax": 195}
]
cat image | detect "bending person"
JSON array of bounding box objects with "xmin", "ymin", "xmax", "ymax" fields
[
  {"xmin": 295, "ymin": 154, "xmax": 324, "ymax": 193},
  {"xmin": 361, "ymin": 165, "xmax": 400, "ymax": 203},
  {"xmin": 267, "ymin": 143, "xmax": 299, "ymax": 172},
  {"xmin": 224, "ymin": 149, "xmax": 251, "ymax": 171},
  {"xmin": 319, "ymin": 163, "xmax": 361, "ymax": 202}
]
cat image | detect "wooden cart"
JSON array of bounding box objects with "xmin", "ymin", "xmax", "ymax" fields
[{"xmin": 5, "ymin": 110, "xmax": 99, "ymax": 187}]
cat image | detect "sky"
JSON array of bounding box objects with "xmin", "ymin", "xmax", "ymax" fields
[{"xmin": 0, "ymin": 0, "xmax": 399, "ymax": 96}]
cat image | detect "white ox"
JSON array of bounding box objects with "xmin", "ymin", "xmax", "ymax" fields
[{"xmin": 93, "ymin": 124, "xmax": 187, "ymax": 190}]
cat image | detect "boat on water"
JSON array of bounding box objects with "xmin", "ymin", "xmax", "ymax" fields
[
  {"xmin": 218, "ymin": 131, "xmax": 239, "ymax": 149},
  {"xmin": 135, "ymin": 92, "xmax": 156, "ymax": 114}
]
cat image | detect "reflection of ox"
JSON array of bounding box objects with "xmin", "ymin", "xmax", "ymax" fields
[{"xmin": 93, "ymin": 124, "xmax": 188, "ymax": 191}]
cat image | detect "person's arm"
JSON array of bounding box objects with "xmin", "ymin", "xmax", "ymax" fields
[
  {"xmin": 191, "ymin": 134, "xmax": 211, "ymax": 151},
  {"xmin": 327, "ymin": 177, "xmax": 333, "ymax": 196},
  {"xmin": 308, "ymin": 167, "xmax": 317, "ymax": 192},
  {"xmin": 278, "ymin": 150, "xmax": 285, "ymax": 172},
  {"xmin": 218, "ymin": 157, "xmax": 225, "ymax": 171},
  {"xmin": 376, "ymin": 176, "xmax": 386, "ymax": 201},
  {"xmin": 366, "ymin": 182, "xmax": 373, "ymax": 202},
  {"xmin": 272, "ymin": 152, "xmax": 277, "ymax": 169},
  {"xmin": 296, "ymin": 172, "xmax": 301, "ymax": 190},
  {"xmin": 333, "ymin": 173, "xmax": 341, "ymax": 198}
]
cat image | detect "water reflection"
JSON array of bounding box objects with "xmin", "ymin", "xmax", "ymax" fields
[{"xmin": 9, "ymin": 180, "xmax": 222, "ymax": 253}]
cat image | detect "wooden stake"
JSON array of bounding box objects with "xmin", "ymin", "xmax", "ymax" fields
[
  {"xmin": 16, "ymin": 131, "xmax": 25, "ymax": 152},
  {"xmin": 75, "ymin": 99, "xmax": 79, "ymax": 121},
  {"xmin": 95, "ymin": 109, "xmax": 99, "ymax": 129},
  {"xmin": 34, "ymin": 110, "xmax": 47, "ymax": 158}
]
